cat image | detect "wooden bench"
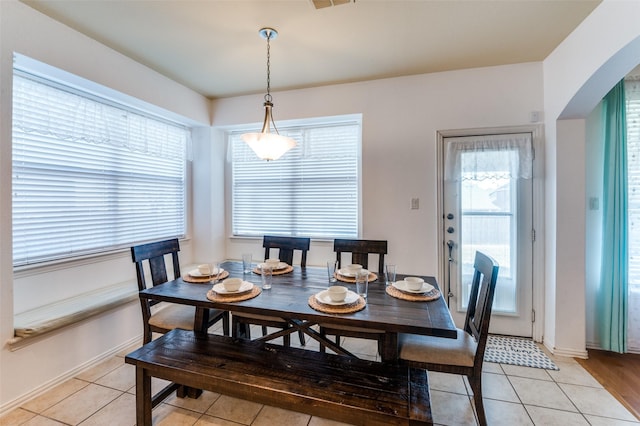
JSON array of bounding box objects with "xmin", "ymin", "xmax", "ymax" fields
[{"xmin": 125, "ymin": 328, "xmax": 433, "ymax": 426}]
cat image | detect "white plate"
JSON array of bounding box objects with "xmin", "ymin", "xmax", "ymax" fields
[
  {"xmin": 337, "ymin": 268, "xmax": 369, "ymax": 278},
  {"xmin": 212, "ymin": 281, "xmax": 253, "ymax": 294},
  {"xmin": 315, "ymin": 289, "xmax": 360, "ymax": 306},
  {"xmin": 258, "ymin": 262, "xmax": 288, "ymax": 271},
  {"xmin": 189, "ymin": 268, "xmax": 224, "ymax": 278},
  {"xmin": 392, "ymin": 280, "xmax": 434, "ymax": 294}
]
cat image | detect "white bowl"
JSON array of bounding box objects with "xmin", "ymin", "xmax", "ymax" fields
[
  {"xmin": 197, "ymin": 264, "xmax": 212, "ymax": 275},
  {"xmin": 222, "ymin": 278, "xmax": 243, "ymax": 292},
  {"xmin": 327, "ymin": 285, "xmax": 348, "ymax": 302},
  {"xmin": 404, "ymin": 277, "xmax": 425, "ymax": 291},
  {"xmin": 346, "ymin": 264, "xmax": 362, "ymax": 274},
  {"xmin": 266, "ymin": 258, "xmax": 280, "ymax": 266}
]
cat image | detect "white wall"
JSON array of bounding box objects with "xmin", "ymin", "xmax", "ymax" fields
[
  {"xmin": 542, "ymin": 0, "xmax": 640, "ymax": 357},
  {"xmin": 585, "ymin": 104, "xmax": 604, "ymax": 349},
  {"xmin": 0, "ymin": 0, "xmax": 212, "ymax": 410},
  {"xmin": 214, "ymin": 65, "xmax": 545, "ymax": 276}
]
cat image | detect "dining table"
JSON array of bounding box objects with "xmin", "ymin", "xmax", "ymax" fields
[{"xmin": 139, "ymin": 260, "xmax": 457, "ymax": 363}]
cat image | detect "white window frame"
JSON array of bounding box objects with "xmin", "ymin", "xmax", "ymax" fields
[{"xmin": 227, "ymin": 115, "xmax": 362, "ymax": 240}]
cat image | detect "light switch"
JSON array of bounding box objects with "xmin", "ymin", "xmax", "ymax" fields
[{"xmin": 411, "ymin": 198, "xmax": 419, "ymax": 210}]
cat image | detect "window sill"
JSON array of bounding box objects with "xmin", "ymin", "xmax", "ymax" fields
[{"xmin": 8, "ymin": 280, "xmax": 138, "ymax": 350}]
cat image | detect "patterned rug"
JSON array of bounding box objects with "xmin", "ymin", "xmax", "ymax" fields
[{"xmin": 484, "ymin": 335, "xmax": 559, "ymax": 370}]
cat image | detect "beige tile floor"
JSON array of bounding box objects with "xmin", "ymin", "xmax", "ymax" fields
[{"xmin": 2, "ymin": 321, "xmax": 640, "ymax": 426}]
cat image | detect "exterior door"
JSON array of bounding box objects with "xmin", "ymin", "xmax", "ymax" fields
[{"xmin": 442, "ymin": 133, "xmax": 534, "ymax": 337}]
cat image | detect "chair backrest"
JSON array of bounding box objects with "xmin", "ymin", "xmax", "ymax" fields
[
  {"xmin": 464, "ymin": 251, "xmax": 499, "ymax": 367},
  {"xmin": 131, "ymin": 238, "xmax": 181, "ymax": 297},
  {"xmin": 333, "ymin": 239, "xmax": 388, "ymax": 275},
  {"xmin": 263, "ymin": 235, "xmax": 311, "ymax": 267}
]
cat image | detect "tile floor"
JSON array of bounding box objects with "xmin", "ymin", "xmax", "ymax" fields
[{"xmin": 2, "ymin": 322, "xmax": 639, "ymax": 426}]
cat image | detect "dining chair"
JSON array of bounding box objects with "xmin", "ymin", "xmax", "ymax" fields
[
  {"xmin": 333, "ymin": 238, "xmax": 387, "ymax": 274},
  {"xmin": 231, "ymin": 235, "xmax": 310, "ymax": 346},
  {"xmin": 397, "ymin": 251, "xmax": 499, "ymax": 426},
  {"xmin": 263, "ymin": 235, "xmax": 311, "ymax": 267},
  {"xmin": 318, "ymin": 238, "xmax": 388, "ymax": 354},
  {"xmin": 131, "ymin": 238, "xmax": 230, "ymax": 343}
]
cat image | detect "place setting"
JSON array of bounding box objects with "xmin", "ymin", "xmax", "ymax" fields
[
  {"xmin": 207, "ymin": 277, "xmax": 261, "ymax": 302},
  {"xmin": 308, "ymin": 285, "xmax": 366, "ymax": 314},
  {"xmin": 182, "ymin": 263, "xmax": 229, "ymax": 283},
  {"xmin": 333, "ymin": 263, "xmax": 378, "ymax": 283},
  {"xmin": 253, "ymin": 258, "xmax": 293, "ymax": 275},
  {"xmin": 386, "ymin": 276, "xmax": 441, "ymax": 301}
]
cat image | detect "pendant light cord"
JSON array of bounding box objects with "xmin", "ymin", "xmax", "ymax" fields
[
  {"xmin": 265, "ymin": 31, "xmax": 272, "ymax": 104},
  {"xmin": 263, "ymin": 30, "xmax": 281, "ymax": 135}
]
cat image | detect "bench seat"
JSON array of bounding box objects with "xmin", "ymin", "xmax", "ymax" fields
[
  {"xmin": 125, "ymin": 328, "xmax": 433, "ymax": 426},
  {"xmin": 10, "ymin": 281, "xmax": 138, "ymax": 345}
]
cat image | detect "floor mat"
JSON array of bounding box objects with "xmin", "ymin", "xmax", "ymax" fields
[{"xmin": 484, "ymin": 335, "xmax": 559, "ymax": 370}]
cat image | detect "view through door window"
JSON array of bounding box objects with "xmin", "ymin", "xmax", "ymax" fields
[{"xmin": 460, "ymin": 150, "xmax": 517, "ymax": 313}]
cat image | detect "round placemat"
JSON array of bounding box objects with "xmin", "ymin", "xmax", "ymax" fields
[
  {"xmin": 207, "ymin": 285, "xmax": 262, "ymax": 302},
  {"xmin": 253, "ymin": 265, "xmax": 293, "ymax": 275},
  {"xmin": 335, "ymin": 271, "xmax": 378, "ymax": 283},
  {"xmin": 385, "ymin": 285, "xmax": 441, "ymax": 301},
  {"xmin": 183, "ymin": 270, "xmax": 229, "ymax": 283},
  {"xmin": 308, "ymin": 294, "xmax": 366, "ymax": 314}
]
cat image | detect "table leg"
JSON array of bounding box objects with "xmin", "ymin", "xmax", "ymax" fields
[
  {"xmin": 289, "ymin": 319, "xmax": 356, "ymax": 357},
  {"xmin": 381, "ymin": 332, "xmax": 399, "ymax": 363},
  {"xmin": 136, "ymin": 366, "xmax": 152, "ymax": 426},
  {"xmin": 194, "ymin": 307, "xmax": 210, "ymax": 334}
]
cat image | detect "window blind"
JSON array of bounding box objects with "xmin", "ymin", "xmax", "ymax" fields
[
  {"xmin": 12, "ymin": 72, "xmax": 187, "ymax": 266},
  {"xmin": 230, "ymin": 121, "xmax": 359, "ymax": 238},
  {"xmin": 626, "ymin": 79, "xmax": 640, "ymax": 289},
  {"xmin": 625, "ymin": 79, "xmax": 640, "ymax": 352}
]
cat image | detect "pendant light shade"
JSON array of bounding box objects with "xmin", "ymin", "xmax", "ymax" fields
[{"xmin": 242, "ymin": 28, "xmax": 296, "ymax": 161}]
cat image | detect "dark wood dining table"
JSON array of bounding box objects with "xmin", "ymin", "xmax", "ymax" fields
[{"xmin": 139, "ymin": 260, "xmax": 457, "ymax": 363}]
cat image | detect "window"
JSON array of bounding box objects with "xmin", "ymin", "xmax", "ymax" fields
[
  {"xmin": 12, "ymin": 68, "xmax": 188, "ymax": 266},
  {"xmin": 625, "ymin": 78, "xmax": 640, "ymax": 351},
  {"xmin": 230, "ymin": 118, "xmax": 360, "ymax": 238}
]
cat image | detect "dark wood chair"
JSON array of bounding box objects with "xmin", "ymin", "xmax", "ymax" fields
[
  {"xmin": 319, "ymin": 239, "xmax": 388, "ymax": 354},
  {"xmin": 334, "ymin": 238, "xmax": 387, "ymax": 274},
  {"xmin": 131, "ymin": 238, "xmax": 229, "ymax": 343},
  {"xmin": 397, "ymin": 251, "xmax": 499, "ymax": 426},
  {"xmin": 263, "ymin": 235, "xmax": 310, "ymax": 266},
  {"xmin": 232, "ymin": 235, "xmax": 310, "ymax": 346}
]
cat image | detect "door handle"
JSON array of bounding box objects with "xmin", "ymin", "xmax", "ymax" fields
[{"xmin": 446, "ymin": 240, "xmax": 455, "ymax": 302}]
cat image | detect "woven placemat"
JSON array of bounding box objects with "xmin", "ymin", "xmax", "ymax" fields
[
  {"xmin": 253, "ymin": 265, "xmax": 294, "ymax": 275},
  {"xmin": 183, "ymin": 270, "xmax": 229, "ymax": 283},
  {"xmin": 308, "ymin": 294, "xmax": 366, "ymax": 314},
  {"xmin": 335, "ymin": 271, "xmax": 378, "ymax": 283},
  {"xmin": 385, "ymin": 285, "xmax": 441, "ymax": 301},
  {"xmin": 207, "ymin": 285, "xmax": 261, "ymax": 302}
]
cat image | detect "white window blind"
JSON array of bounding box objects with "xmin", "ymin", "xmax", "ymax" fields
[
  {"xmin": 625, "ymin": 78, "xmax": 640, "ymax": 351},
  {"xmin": 12, "ymin": 72, "xmax": 188, "ymax": 266},
  {"xmin": 230, "ymin": 120, "xmax": 359, "ymax": 238}
]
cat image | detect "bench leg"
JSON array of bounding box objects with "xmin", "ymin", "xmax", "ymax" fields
[{"xmin": 135, "ymin": 366, "xmax": 152, "ymax": 426}]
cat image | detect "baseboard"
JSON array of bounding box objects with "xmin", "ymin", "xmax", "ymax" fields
[
  {"xmin": 0, "ymin": 334, "xmax": 142, "ymax": 417},
  {"xmin": 552, "ymin": 346, "xmax": 589, "ymax": 359}
]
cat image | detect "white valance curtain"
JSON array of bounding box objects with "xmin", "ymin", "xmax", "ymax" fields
[
  {"xmin": 444, "ymin": 133, "xmax": 533, "ymax": 182},
  {"xmin": 12, "ymin": 72, "xmax": 189, "ymax": 159}
]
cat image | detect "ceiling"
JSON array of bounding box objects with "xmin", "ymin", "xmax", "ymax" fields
[{"xmin": 21, "ymin": 0, "xmax": 601, "ymax": 99}]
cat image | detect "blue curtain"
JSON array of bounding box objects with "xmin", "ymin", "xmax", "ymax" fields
[{"xmin": 599, "ymin": 80, "xmax": 628, "ymax": 353}]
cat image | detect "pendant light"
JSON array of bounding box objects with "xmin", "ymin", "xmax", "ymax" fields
[{"xmin": 241, "ymin": 28, "xmax": 297, "ymax": 161}]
